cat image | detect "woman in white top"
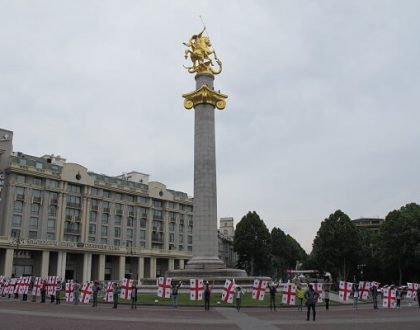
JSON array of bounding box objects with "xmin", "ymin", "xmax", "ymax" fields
[
  {"xmin": 352, "ymin": 285, "xmax": 359, "ymax": 310},
  {"xmin": 235, "ymin": 286, "xmax": 244, "ymax": 311}
]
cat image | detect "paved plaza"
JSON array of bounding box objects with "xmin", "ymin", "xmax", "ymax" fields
[{"xmin": 0, "ymin": 299, "xmax": 420, "ymax": 330}]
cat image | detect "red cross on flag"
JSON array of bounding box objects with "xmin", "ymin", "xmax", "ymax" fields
[
  {"xmin": 103, "ymin": 281, "xmax": 114, "ymax": 303},
  {"xmin": 189, "ymin": 279, "xmax": 204, "ymax": 301},
  {"xmin": 383, "ymin": 287, "xmax": 396, "ymax": 308},
  {"xmin": 120, "ymin": 278, "xmax": 133, "ymax": 300},
  {"xmin": 80, "ymin": 281, "xmax": 93, "ymax": 304},
  {"xmin": 281, "ymin": 283, "xmax": 297, "ymax": 305},
  {"xmin": 4, "ymin": 278, "xmax": 15, "ymax": 295},
  {"xmin": 406, "ymin": 283, "xmax": 419, "ymax": 299},
  {"xmin": 47, "ymin": 276, "xmax": 58, "ymax": 296},
  {"xmin": 157, "ymin": 277, "xmax": 172, "ymax": 298},
  {"xmin": 221, "ymin": 279, "xmax": 235, "ymax": 304},
  {"xmin": 18, "ymin": 276, "xmax": 30, "ymax": 295},
  {"xmin": 32, "ymin": 277, "xmax": 42, "ymax": 297},
  {"xmin": 65, "ymin": 280, "xmax": 74, "ymax": 303},
  {"xmin": 310, "ymin": 283, "xmax": 323, "ymax": 303},
  {"xmin": 338, "ymin": 281, "xmax": 353, "ymax": 301},
  {"xmin": 252, "ymin": 279, "xmax": 268, "ymax": 301},
  {"xmin": 0, "ymin": 279, "xmax": 10, "ymax": 296},
  {"xmin": 14, "ymin": 277, "xmax": 23, "ymax": 294},
  {"xmin": 358, "ymin": 281, "xmax": 371, "ymax": 300}
]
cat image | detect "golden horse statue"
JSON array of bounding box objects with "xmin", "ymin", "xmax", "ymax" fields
[{"xmin": 183, "ymin": 28, "xmax": 222, "ymax": 74}]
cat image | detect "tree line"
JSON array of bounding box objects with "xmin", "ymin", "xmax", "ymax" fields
[{"xmin": 233, "ymin": 203, "xmax": 420, "ymax": 284}]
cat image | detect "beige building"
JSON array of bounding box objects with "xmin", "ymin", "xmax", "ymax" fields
[
  {"xmin": 352, "ymin": 217, "xmax": 384, "ymax": 233},
  {"xmin": 218, "ymin": 217, "xmax": 237, "ymax": 268},
  {"xmin": 0, "ymin": 128, "xmax": 193, "ymax": 281}
]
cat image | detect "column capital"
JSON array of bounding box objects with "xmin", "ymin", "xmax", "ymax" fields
[{"xmin": 183, "ymin": 85, "xmax": 228, "ymax": 110}]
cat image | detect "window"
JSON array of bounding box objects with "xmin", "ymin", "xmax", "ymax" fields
[
  {"xmin": 138, "ymin": 196, "xmax": 149, "ymax": 204},
  {"xmin": 103, "ymin": 190, "xmax": 111, "ymax": 198},
  {"xmin": 14, "ymin": 201, "xmax": 23, "ymax": 213},
  {"xmin": 139, "ymin": 207, "xmax": 147, "ymax": 218},
  {"xmin": 90, "ymin": 211, "xmax": 97, "ymax": 223},
  {"xmin": 153, "ymin": 209, "xmax": 162, "ymax": 219},
  {"xmin": 114, "ymin": 193, "xmax": 123, "ymax": 201},
  {"xmin": 15, "ymin": 186, "xmax": 25, "ymax": 200},
  {"xmin": 188, "ymin": 225, "xmax": 193, "ymax": 234},
  {"xmin": 67, "ymin": 184, "xmax": 81, "ymax": 194},
  {"xmin": 91, "ymin": 187, "xmax": 99, "ymax": 196},
  {"xmin": 168, "ymin": 202, "xmax": 176, "ymax": 209},
  {"xmin": 114, "ymin": 227, "xmax": 121, "ymax": 238},
  {"xmin": 16, "ymin": 175, "xmax": 26, "ymax": 183},
  {"xmin": 48, "ymin": 205, "xmax": 57, "ymax": 217},
  {"xmin": 169, "ymin": 233, "xmax": 175, "ymax": 243},
  {"xmin": 169, "ymin": 212, "xmax": 177, "ymax": 221},
  {"xmin": 140, "ymin": 218, "xmax": 147, "ymax": 228},
  {"xmin": 188, "ymin": 235, "xmax": 193, "ymax": 244},
  {"xmin": 169, "ymin": 222, "xmax": 175, "ymax": 232},
  {"xmin": 89, "ymin": 224, "xmax": 96, "ymax": 235},
  {"xmin": 35, "ymin": 162, "xmax": 43, "ymax": 169},
  {"xmin": 102, "ymin": 213, "xmax": 109, "ymax": 225},
  {"xmin": 100, "ymin": 238, "xmax": 107, "ymax": 244},
  {"xmin": 11, "ymin": 229, "xmax": 21, "ymax": 238},
  {"xmin": 153, "ymin": 199, "xmax": 162, "ymax": 208},
  {"xmin": 49, "ymin": 192, "xmax": 58, "ymax": 205},
  {"xmin": 48, "ymin": 180, "xmax": 59, "ymax": 188},
  {"xmin": 126, "ymin": 240, "xmax": 132, "ymax": 247},
  {"xmin": 179, "ymin": 224, "xmax": 184, "ymax": 233},
  {"xmin": 91, "ymin": 199, "xmax": 100, "ymax": 210},
  {"xmin": 127, "ymin": 218, "xmax": 133, "ymax": 228},
  {"xmin": 114, "ymin": 239, "xmax": 120, "ymax": 246},
  {"xmin": 29, "ymin": 217, "xmax": 38, "ymax": 229},
  {"xmin": 101, "ymin": 226, "xmax": 108, "ymax": 236},
  {"xmin": 126, "ymin": 195, "xmax": 135, "ymax": 202},
  {"xmin": 88, "ymin": 236, "xmax": 96, "ymax": 242},
  {"xmin": 47, "ymin": 219, "xmax": 56, "ymax": 231},
  {"xmin": 126, "ymin": 228, "xmax": 133, "ymax": 239},
  {"xmin": 31, "ymin": 203, "xmax": 40, "ymax": 215},
  {"xmin": 66, "ymin": 195, "xmax": 81, "ymax": 208},
  {"xmin": 33, "ymin": 177, "xmax": 42, "ymax": 186},
  {"xmin": 153, "ymin": 220, "xmax": 163, "ymax": 231},
  {"xmin": 140, "ymin": 230, "xmax": 146, "ymax": 241},
  {"xmin": 12, "ymin": 215, "xmax": 22, "ymax": 227},
  {"xmin": 47, "ymin": 232, "xmax": 55, "ymax": 240},
  {"xmin": 28, "ymin": 231, "xmax": 38, "ymax": 239},
  {"xmin": 179, "ymin": 234, "xmax": 184, "ymax": 243},
  {"xmin": 114, "ymin": 215, "xmax": 121, "ymax": 226}
]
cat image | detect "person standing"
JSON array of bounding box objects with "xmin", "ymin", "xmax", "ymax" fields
[
  {"xmin": 235, "ymin": 286, "xmax": 244, "ymax": 312},
  {"xmin": 296, "ymin": 286, "xmax": 305, "ymax": 311},
  {"xmin": 324, "ymin": 288, "xmax": 330, "ymax": 310},
  {"xmin": 112, "ymin": 282, "xmax": 120, "ymax": 309},
  {"xmin": 131, "ymin": 283, "xmax": 138, "ymax": 309},
  {"xmin": 55, "ymin": 281, "xmax": 62, "ymax": 305},
  {"xmin": 268, "ymin": 282, "xmax": 279, "ymax": 311},
  {"xmin": 171, "ymin": 281, "xmax": 182, "ymax": 308},
  {"xmin": 92, "ymin": 281, "xmax": 100, "ymax": 307},
  {"xmin": 204, "ymin": 282, "xmax": 212, "ymax": 311},
  {"xmin": 40, "ymin": 280, "xmax": 47, "ymax": 303},
  {"xmin": 396, "ymin": 287, "xmax": 402, "ymax": 308},
  {"xmin": 352, "ymin": 285, "xmax": 359, "ymax": 310},
  {"xmin": 416, "ymin": 287, "xmax": 420, "ymax": 308},
  {"xmin": 305, "ymin": 284, "xmax": 319, "ymax": 321},
  {"xmin": 73, "ymin": 281, "xmax": 80, "ymax": 305},
  {"xmin": 371, "ymin": 285, "xmax": 379, "ymax": 309}
]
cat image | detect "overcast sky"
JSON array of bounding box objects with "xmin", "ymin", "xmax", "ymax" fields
[{"xmin": 1, "ymin": 0, "xmax": 420, "ymax": 253}]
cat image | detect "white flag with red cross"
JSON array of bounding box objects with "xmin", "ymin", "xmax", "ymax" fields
[
  {"xmin": 65, "ymin": 280, "xmax": 74, "ymax": 303},
  {"xmin": 406, "ymin": 283, "xmax": 419, "ymax": 299},
  {"xmin": 221, "ymin": 279, "xmax": 235, "ymax": 304},
  {"xmin": 120, "ymin": 278, "xmax": 133, "ymax": 300},
  {"xmin": 79, "ymin": 281, "xmax": 93, "ymax": 304},
  {"xmin": 0, "ymin": 276, "xmax": 4, "ymax": 286},
  {"xmin": 18, "ymin": 276, "xmax": 31, "ymax": 295},
  {"xmin": 4, "ymin": 278, "xmax": 16, "ymax": 295},
  {"xmin": 252, "ymin": 279, "xmax": 268, "ymax": 301},
  {"xmin": 47, "ymin": 276, "xmax": 58, "ymax": 296},
  {"xmin": 282, "ymin": 283, "xmax": 297, "ymax": 305},
  {"xmin": 0, "ymin": 279, "xmax": 10, "ymax": 296},
  {"xmin": 189, "ymin": 279, "xmax": 204, "ymax": 301},
  {"xmin": 32, "ymin": 277, "xmax": 43, "ymax": 297},
  {"xmin": 338, "ymin": 281, "xmax": 353, "ymax": 302},
  {"xmin": 358, "ymin": 281, "xmax": 371, "ymax": 300},
  {"xmin": 14, "ymin": 277, "xmax": 22, "ymax": 294},
  {"xmin": 103, "ymin": 281, "xmax": 114, "ymax": 303},
  {"xmin": 157, "ymin": 277, "xmax": 172, "ymax": 298},
  {"xmin": 310, "ymin": 283, "xmax": 323, "ymax": 303},
  {"xmin": 383, "ymin": 287, "xmax": 396, "ymax": 308},
  {"xmin": 371, "ymin": 281, "xmax": 380, "ymax": 288}
]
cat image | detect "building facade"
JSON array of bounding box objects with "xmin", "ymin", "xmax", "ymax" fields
[
  {"xmin": 218, "ymin": 217, "xmax": 237, "ymax": 268},
  {"xmin": 0, "ymin": 128, "xmax": 193, "ymax": 281},
  {"xmin": 352, "ymin": 217, "xmax": 384, "ymax": 234}
]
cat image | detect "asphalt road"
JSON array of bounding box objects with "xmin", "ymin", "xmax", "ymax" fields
[{"xmin": 0, "ymin": 298, "xmax": 419, "ymax": 330}]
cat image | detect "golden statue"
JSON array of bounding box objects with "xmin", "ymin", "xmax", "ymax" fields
[{"xmin": 183, "ymin": 28, "xmax": 222, "ymax": 75}]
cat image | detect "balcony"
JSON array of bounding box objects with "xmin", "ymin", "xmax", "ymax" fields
[
  {"xmin": 15, "ymin": 194, "xmax": 25, "ymax": 201},
  {"xmin": 32, "ymin": 196, "xmax": 42, "ymax": 204},
  {"xmin": 91, "ymin": 205, "xmax": 99, "ymax": 211},
  {"xmin": 66, "ymin": 202, "xmax": 81, "ymax": 209},
  {"xmin": 128, "ymin": 211, "xmax": 135, "ymax": 217}
]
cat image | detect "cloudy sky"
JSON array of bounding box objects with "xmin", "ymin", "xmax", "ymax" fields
[{"xmin": 1, "ymin": 0, "xmax": 420, "ymax": 252}]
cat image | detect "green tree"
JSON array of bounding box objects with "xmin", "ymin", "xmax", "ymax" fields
[
  {"xmin": 380, "ymin": 203, "xmax": 420, "ymax": 284},
  {"xmin": 233, "ymin": 211, "xmax": 271, "ymax": 276},
  {"xmin": 311, "ymin": 210, "xmax": 362, "ymax": 281},
  {"xmin": 271, "ymin": 227, "xmax": 307, "ymax": 280}
]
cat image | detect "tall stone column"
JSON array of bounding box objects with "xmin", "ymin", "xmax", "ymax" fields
[
  {"xmin": 41, "ymin": 251, "xmax": 50, "ymax": 277},
  {"xmin": 183, "ymin": 73, "xmax": 227, "ymax": 270},
  {"xmin": 56, "ymin": 251, "xmax": 67, "ymax": 279},
  {"xmin": 138, "ymin": 256, "xmax": 144, "ymax": 280},
  {"xmin": 82, "ymin": 253, "xmax": 92, "ymax": 282},
  {"xmin": 118, "ymin": 255, "xmax": 125, "ymax": 280},
  {"xmin": 4, "ymin": 248, "xmax": 14, "ymax": 277},
  {"xmin": 98, "ymin": 254, "xmax": 105, "ymax": 281}
]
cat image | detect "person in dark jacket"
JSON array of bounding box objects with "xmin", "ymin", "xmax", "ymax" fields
[
  {"xmin": 305, "ymin": 284, "xmax": 319, "ymax": 321},
  {"xmin": 268, "ymin": 282, "xmax": 279, "ymax": 311},
  {"xmin": 204, "ymin": 282, "xmax": 212, "ymax": 311},
  {"xmin": 131, "ymin": 283, "xmax": 138, "ymax": 309},
  {"xmin": 92, "ymin": 281, "xmax": 100, "ymax": 307}
]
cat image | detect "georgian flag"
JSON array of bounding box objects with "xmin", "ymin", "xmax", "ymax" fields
[
  {"xmin": 190, "ymin": 279, "xmax": 204, "ymax": 301},
  {"xmin": 406, "ymin": 283, "xmax": 419, "ymax": 299},
  {"xmin": 120, "ymin": 278, "xmax": 133, "ymax": 300},
  {"xmin": 14, "ymin": 277, "xmax": 22, "ymax": 294},
  {"xmin": 5, "ymin": 278, "xmax": 16, "ymax": 295},
  {"xmin": 79, "ymin": 281, "xmax": 93, "ymax": 304},
  {"xmin": 383, "ymin": 287, "xmax": 396, "ymax": 308},
  {"xmin": 338, "ymin": 281, "xmax": 353, "ymax": 302},
  {"xmin": 0, "ymin": 276, "xmax": 4, "ymax": 285},
  {"xmin": 282, "ymin": 283, "xmax": 297, "ymax": 305},
  {"xmin": 157, "ymin": 277, "xmax": 172, "ymax": 298},
  {"xmin": 47, "ymin": 276, "xmax": 58, "ymax": 296},
  {"xmin": 32, "ymin": 277, "xmax": 43, "ymax": 297},
  {"xmin": 103, "ymin": 281, "xmax": 114, "ymax": 303},
  {"xmin": 358, "ymin": 281, "xmax": 371, "ymax": 300},
  {"xmin": 65, "ymin": 280, "xmax": 74, "ymax": 303},
  {"xmin": 310, "ymin": 283, "xmax": 323, "ymax": 303},
  {"xmin": 371, "ymin": 281, "xmax": 380, "ymax": 288},
  {"xmin": 0, "ymin": 279, "xmax": 10, "ymax": 296},
  {"xmin": 221, "ymin": 279, "xmax": 235, "ymax": 304},
  {"xmin": 18, "ymin": 276, "xmax": 31, "ymax": 295},
  {"xmin": 252, "ymin": 279, "xmax": 268, "ymax": 301}
]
